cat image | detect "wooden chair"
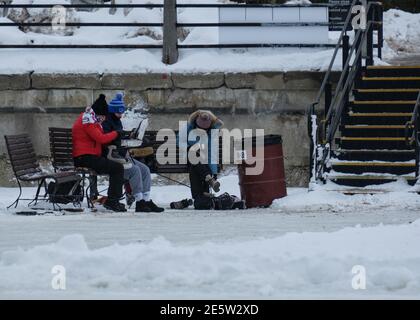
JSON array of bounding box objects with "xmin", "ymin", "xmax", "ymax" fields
[
  {"xmin": 48, "ymin": 127, "xmax": 99, "ymax": 208},
  {"xmin": 4, "ymin": 133, "xmax": 82, "ymax": 210}
]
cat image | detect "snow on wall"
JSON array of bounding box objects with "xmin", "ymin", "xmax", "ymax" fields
[{"xmin": 0, "ymin": 0, "xmax": 418, "ymax": 73}]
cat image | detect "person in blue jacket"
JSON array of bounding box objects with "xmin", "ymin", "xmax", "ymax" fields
[
  {"xmin": 102, "ymin": 93, "xmax": 164, "ymax": 213},
  {"xmin": 184, "ymin": 110, "xmax": 224, "ymax": 205}
]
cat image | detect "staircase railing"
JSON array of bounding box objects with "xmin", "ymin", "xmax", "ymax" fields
[
  {"xmin": 405, "ymin": 91, "xmax": 420, "ymax": 177},
  {"xmin": 308, "ymin": 1, "xmax": 383, "ymax": 184}
]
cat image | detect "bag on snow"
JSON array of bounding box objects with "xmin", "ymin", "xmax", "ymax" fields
[
  {"xmin": 47, "ymin": 176, "xmax": 83, "ymax": 204},
  {"xmin": 213, "ymin": 193, "xmax": 246, "ymax": 210}
]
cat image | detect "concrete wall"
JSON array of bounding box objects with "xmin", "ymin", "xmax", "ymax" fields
[{"xmin": 0, "ymin": 71, "xmax": 339, "ymax": 187}]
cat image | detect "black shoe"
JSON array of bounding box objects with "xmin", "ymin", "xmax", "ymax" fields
[
  {"xmin": 170, "ymin": 199, "xmax": 193, "ymax": 210},
  {"xmin": 103, "ymin": 200, "xmax": 127, "ymax": 212},
  {"xmin": 135, "ymin": 200, "xmax": 151, "ymax": 212},
  {"xmin": 232, "ymin": 200, "xmax": 246, "ymax": 210},
  {"xmin": 147, "ymin": 200, "xmax": 165, "ymax": 213}
]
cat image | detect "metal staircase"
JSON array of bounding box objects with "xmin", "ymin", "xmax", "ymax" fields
[{"xmin": 308, "ymin": 1, "xmax": 420, "ymax": 189}]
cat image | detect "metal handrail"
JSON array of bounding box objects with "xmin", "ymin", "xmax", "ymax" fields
[
  {"xmin": 310, "ymin": 1, "xmax": 383, "ymax": 182},
  {"xmin": 308, "ymin": 0, "xmax": 358, "ymax": 183},
  {"xmin": 404, "ymin": 92, "xmax": 420, "ymax": 177},
  {"xmin": 311, "ymin": 0, "xmax": 358, "ymax": 110}
]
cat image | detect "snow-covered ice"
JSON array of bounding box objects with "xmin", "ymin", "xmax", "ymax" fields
[{"xmin": 1, "ymin": 175, "xmax": 420, "ymax": 299}]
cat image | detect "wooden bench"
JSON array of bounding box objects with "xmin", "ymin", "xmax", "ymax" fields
[{"xmin": 49, "ymin": 128, "xmax": 224, "ymax": 176}]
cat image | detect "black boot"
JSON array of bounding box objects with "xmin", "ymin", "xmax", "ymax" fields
[
  {"xmin": 103, "ymin": 199, "xmax": 127, "ymax": 212},
  {"xmin": 147, "ymin": 200, "xmax": 165, "ymax": 213},
  {"xmin": 135, "ymin": 200, "xmax": 151, "ymax": 213},
  {"xmin": 205, "ymin": 175, "xmax": 220, "ymax": 193},
  {"xmin": 170, "ymin": 199, "xmax": 193, "ymax": 210}
]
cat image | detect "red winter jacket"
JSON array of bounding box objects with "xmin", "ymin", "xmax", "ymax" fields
[{"xmin": 72, "ymin": 113, "xmax": 118, "ymax": 158}]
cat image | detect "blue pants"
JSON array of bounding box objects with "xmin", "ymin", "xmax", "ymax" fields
[{"xmin": 124, "ymin": 158, "xmax": 151, "ymax": 195}]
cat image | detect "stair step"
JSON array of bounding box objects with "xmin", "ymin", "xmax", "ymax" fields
[
  {"xmin": 331, "ymin": 161, "xmax": 416, "ymax": 175},
  {"xmin": 334, "ymin": 149, "xmax": 416, "ymax": 162},
  {"xmin": 327, "ymin": 175, "xmax": 417, "ymax": 187},
  {"xmin": 365, "ymin": 65, "xmax": 420, "ymax": 77},
  {"xmin": 349, "ymin": 101, "xmax": 416, "ymax": 113},
  {"xmin": 338, "ymin": 137, "xmax": 411, "ymax": 150},
  {"xmin": 354, "ymin": 89, "xmax": 420, "ymax": 101},
  {"xmin": 359, "ymin": 77, "xmax": 420, "ymax": 89},
  {"xmin": 353, "ymin": 100, "xmax": 417, "ymax": 104},
  {"xmin": 340, "ymin": 125, "xmax": 410, "ymax": 137},
  {"xmin": 344, "ymin": 112, "xmax": 412, "ymax": 125}
]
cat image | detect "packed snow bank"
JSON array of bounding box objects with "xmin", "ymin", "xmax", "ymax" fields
[
  {"xmin": 1, "ymin": 220, "xmax": 420, "ymax": 299},
  {"xmin": 383, "ymin": 9, "xmax": 420, "ymax": 58},
  {"xmin": 1, "ymin": 1, "xmax": 418, "ymax": 74},
  {"xmin": 0, "ymin": 0, "xmax": 338, "ymax": 73},
  {"xmin": 272, "ymin": 180, "xmax": 420, "ymax": 213}
]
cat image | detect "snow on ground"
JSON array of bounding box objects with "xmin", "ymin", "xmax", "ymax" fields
[
  {"xmin": 0, "ymin": 1, "xmax": 418, "ymax": 73},
  {"xmin": 1, "ymin": 175, "xmax": 420, "ymax": 299}
]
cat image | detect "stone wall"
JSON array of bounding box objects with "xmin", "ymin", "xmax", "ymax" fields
[{"xmin": 0, "ymin": 71, "xmax": 339, "ymax": 187}]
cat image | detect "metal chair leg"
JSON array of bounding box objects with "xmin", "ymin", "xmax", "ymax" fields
[
  {"xmin": 29, "ymin": 178, "xmax": 45, "ymax": 207},
  {"xmin": 8, "ymin": 179, "xmax": 22, "ymax": 209}
]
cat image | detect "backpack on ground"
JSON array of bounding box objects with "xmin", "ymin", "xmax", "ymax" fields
[
  {"xmin": 213, "ymin": 193, "xmax": 246, "ymax": 210},
  {"xmin": 47, "ymin": 175, "xmax": 83, "ymax": 205}
]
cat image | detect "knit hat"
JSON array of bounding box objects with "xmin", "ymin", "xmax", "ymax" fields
[
  {"xmin": 108, "ymin": 92, "xmax": 126, "ymax": 114},
  {"xmin": 195, "ymin": 111, "xmax": 212, "ymax": 130},
  {"xmin": 91, "ymin": 94, "xmax": 108, "ymax": 116}
]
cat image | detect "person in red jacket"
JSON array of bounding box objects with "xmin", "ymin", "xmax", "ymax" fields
[{"xmin": 72, "ymin": 94, "xmax": 126, "ymax": 212}]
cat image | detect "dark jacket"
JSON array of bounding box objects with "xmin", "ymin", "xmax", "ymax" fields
[{"xmin": 102, "ymin": 113, "xmax": 126, "ymax": 157}]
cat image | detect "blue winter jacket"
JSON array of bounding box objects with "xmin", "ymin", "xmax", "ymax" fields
[{"xmin": 178, "ymin": 110, "xmax": 223, "ymax": 175}]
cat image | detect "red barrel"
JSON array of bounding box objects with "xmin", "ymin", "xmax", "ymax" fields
[{"xmin": 237, "ymin": 135, "xmax": 287, "ymax": 208}]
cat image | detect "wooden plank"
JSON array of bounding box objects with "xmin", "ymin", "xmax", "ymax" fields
[
  {"xmin": 10, "ymin": 152, "xmax": 36, "ymax": 161},
  {"xmin": 7, "ymin": 143, "xmax": 34, "ymax": 153},
  {"xmin": 12, "ymin": 157, "xmax": 38, "ymax": 168},
  {"xmin": 15, "ymin": 168, "xmax": 41, "ymax": 178}
]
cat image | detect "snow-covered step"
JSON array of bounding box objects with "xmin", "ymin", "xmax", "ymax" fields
[
  {"xmin": 365, "ymin": 64, "xmax": 420, "ymax": 77},
  {"xmin": 337, "ymin": 137, "xmax": 411, "ymax": 150},
  {"xmin": 345, "ymin": 112, "xmax": 413, "ymax": 125},
  {"xmin": 331, "ymin": 160, "xmax": 416, "ymax": 175},
  {"xmin": 354, "ymin": 88, "xmax": 420, "ymax": 101},
  {"xmin": 334, "ymin": 149, "xmax": 416, "ymax": 162},
  {"xmin": 340, "ymin": 125, "xmax": 410, "ymax": 137},
  {"xmin": 326, "ymin": 174, "xmax": 417, "ymax": 187},
  {"xmin": 348, "ymin": 100, "xmax": 417, "ymax": 113}
]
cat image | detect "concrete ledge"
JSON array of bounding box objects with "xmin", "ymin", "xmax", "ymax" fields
[
  {"xmin": 0, "ymin": 89, "xmax": 92, "ymax": 109},
  {"xmin": 101, "ymin": 73, "xmax": 173, "ymax": 90},
  {"xmin": 31, "ymin": 73, "xmax": 101, "ymax": 89},
  {"xmin": 0, "ymin": 74, "xmax": 31, "ymax": 90},
  {"xmin": 225, "ymin": 71, "xmax": 341, "ymax": 90},
  {"xmin": 225, "ymin": 73, "xmax": 256, "ymax": 89},
  {"xmin": 172, "ymin": 73, "xmax": 225, "ymax": 89}
]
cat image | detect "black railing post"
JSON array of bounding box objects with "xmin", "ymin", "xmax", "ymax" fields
[
  {"xmin": 377, "ymin": 3, "xmax": 383, "ymax": 59},
  {"xmin": 366, "ymin": 3, "xmax": 374, "ymax": 66},
  {"xmin": 325, "ymin": 82, "xmax": 332, "ymax": 116},
  {"xmin": 342, "ymin": 35, "xmax": 350, "ymax": 70},
  {"xmin": 162, "ymin": 0, "xmax": 179, "ymax": 65}
]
